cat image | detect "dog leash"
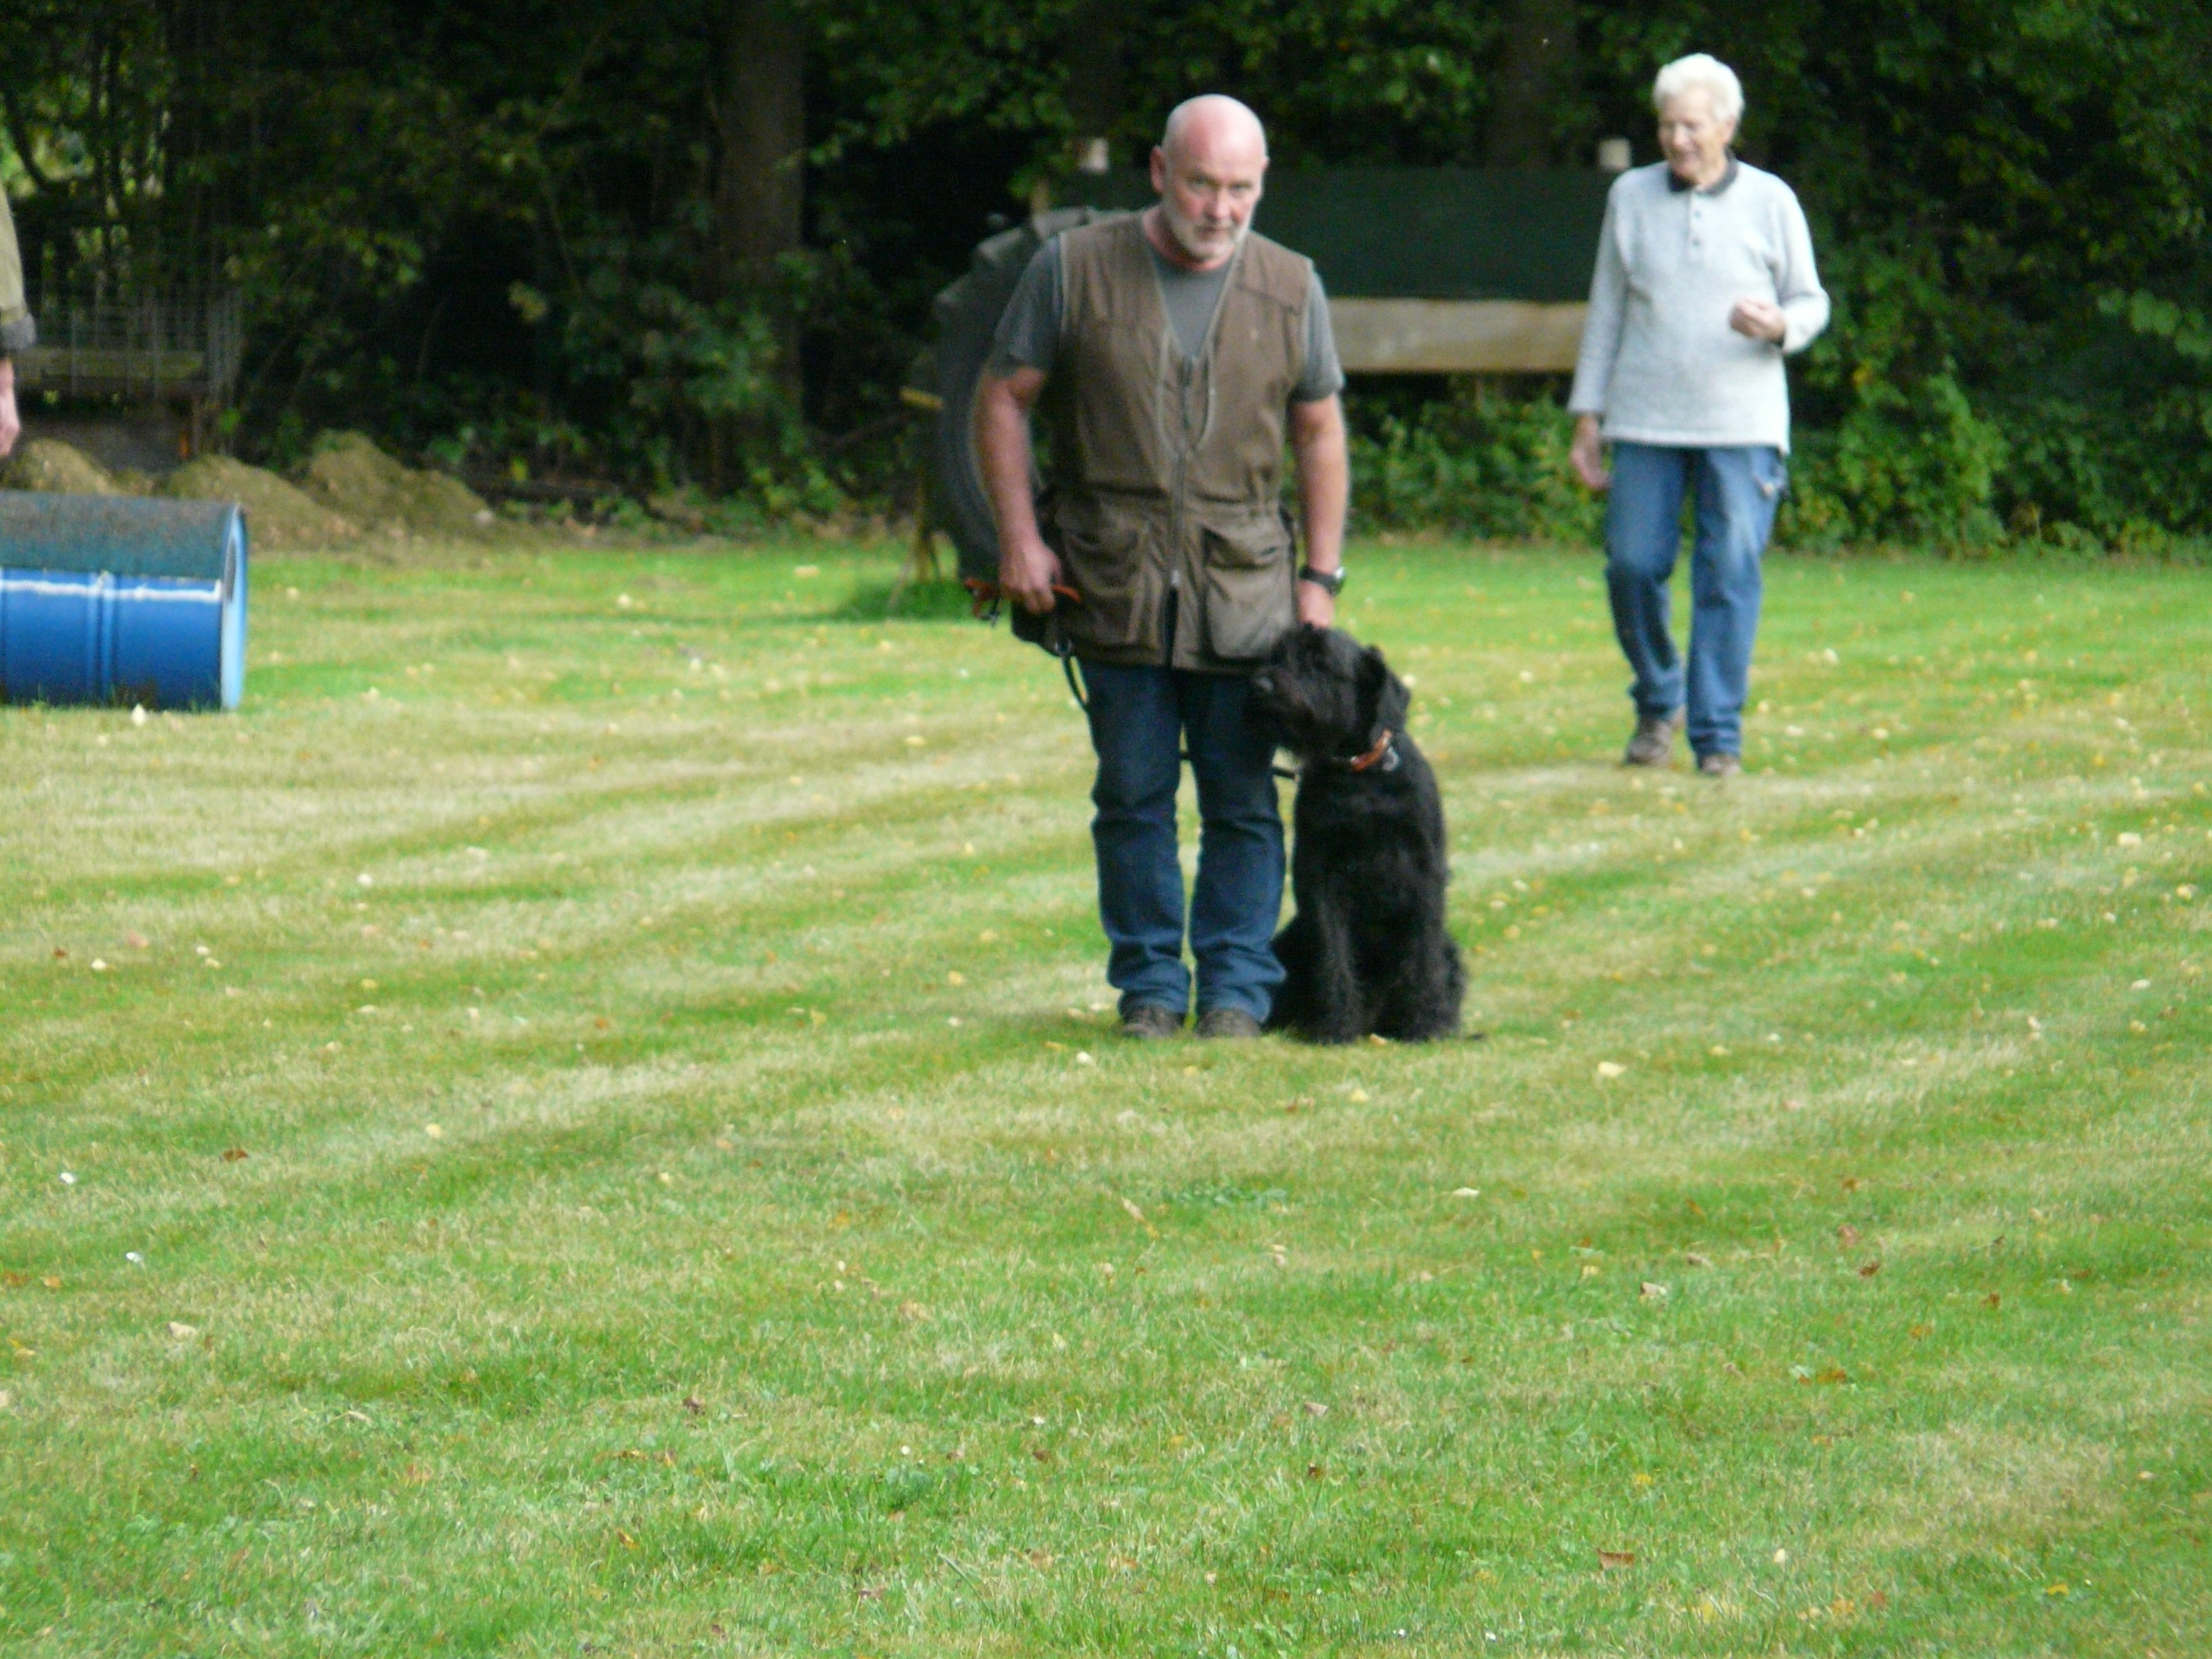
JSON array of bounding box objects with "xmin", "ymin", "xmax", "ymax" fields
[{"xmin": 969, "ymin": 576, "xmax": 1298, "ymax": 780}]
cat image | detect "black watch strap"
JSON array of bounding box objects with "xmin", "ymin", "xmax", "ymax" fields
[{"xmin": 1298, "ymin": 565, "xmax": 1346, "ymax": 596}]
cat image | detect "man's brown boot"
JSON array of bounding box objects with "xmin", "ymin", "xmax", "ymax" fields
[
  {"xmin": 1120, "ymin": 1004, "xmax": 1184, "ymax": 1040},
  {"xmin": 1623, "ymin": 710, "xmax": 1685, "ymax": 767},
  {"xmin": 1194, "ymin": 1008, "xmax": 1263, "ymax": 1040}
]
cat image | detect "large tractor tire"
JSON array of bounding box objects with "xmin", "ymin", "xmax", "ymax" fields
[{"xmin": 915, "ymin": 206, "xmax": 1130, "ymax": 583}]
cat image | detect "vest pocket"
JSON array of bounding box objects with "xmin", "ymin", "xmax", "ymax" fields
[
  {"xmin": 1197, "ymin": 514, "xmax": 1295, "ymax": 662},
  {"xmin": 1055, "ymin": 516, "xmax": 1164, "ymax": 656}
]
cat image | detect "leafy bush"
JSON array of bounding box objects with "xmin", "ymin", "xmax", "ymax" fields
[{"xmin": 1348, "ymin": 382, "xmax": 1601, "ymax": 545}]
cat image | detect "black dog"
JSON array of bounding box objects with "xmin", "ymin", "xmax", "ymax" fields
[{"xmin": 1250, "ymin": 626, "xmax": 1463, "ymax": 1044}]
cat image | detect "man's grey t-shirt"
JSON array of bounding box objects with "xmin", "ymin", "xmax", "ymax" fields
[{"xmin": 989, "ymin": 232, "xmax": 1345, "ymax": 404}]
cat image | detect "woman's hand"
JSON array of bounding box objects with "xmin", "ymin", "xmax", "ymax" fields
[
  {"xmin": 1729, "ymin": 297, "xmax": 1788, "ymax": 343},
  {"xmin": 1570, "ymin": 413, "xmax": 1610, "ymax": 491}
]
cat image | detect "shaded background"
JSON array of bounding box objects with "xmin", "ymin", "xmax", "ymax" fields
[{"xmin": 1, "ymin": 0, "xmax": 2207, "ymax": 546}]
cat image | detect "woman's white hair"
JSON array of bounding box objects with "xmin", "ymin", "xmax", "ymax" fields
[{"xmin": 1652, "ymin": 54, "xmax": 1744, "ymax": 124}]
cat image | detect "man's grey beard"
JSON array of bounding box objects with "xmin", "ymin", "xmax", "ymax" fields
[{"xmin": 1162, "ymin": 200, "xmax": 1248, "ymax": 263}]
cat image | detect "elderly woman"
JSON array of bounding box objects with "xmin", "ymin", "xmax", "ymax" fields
[{"xmin": 1568, "ymin": 53, "xmax": 1828, "ymax": 776}]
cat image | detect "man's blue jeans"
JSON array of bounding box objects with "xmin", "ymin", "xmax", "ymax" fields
[
  {"xmin": 1080, "ymin": 661, "xmax": 1285, "ymax": 1022},
  {"xmin": 1605, "ymin": 442, "xmax": 1787, "ymax": 759}
]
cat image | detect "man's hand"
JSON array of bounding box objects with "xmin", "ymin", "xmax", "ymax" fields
[
  {"xmin": 1570, "ymin": 412, "xmax": 1610, "ymax": 491},
  {"xmin": 998, "ymin": 529, "xmax": 1065, "ymax": 615},
  {"xmin": 0, "ymin": 359, "xmax": 19, "ymax": 459},
  {"xmin": 1729, "ymin": 297, "xmax": 1788, "ymax": 344},
  {"xmin": 1296, "ymin": 577, "xmax": 1336, "ymax": 630}
]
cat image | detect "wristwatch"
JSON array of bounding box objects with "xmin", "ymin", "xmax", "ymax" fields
[{"xmin": 1297, "ymin": 565, "xmax": 1346, "ymax": 596}]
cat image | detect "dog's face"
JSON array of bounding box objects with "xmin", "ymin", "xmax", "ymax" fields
[{"xmin": 1248, "ymin": 625, "xmax": 1411, "ymax": 760}]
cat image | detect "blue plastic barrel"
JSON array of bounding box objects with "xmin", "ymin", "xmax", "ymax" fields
[{"xmin": 0, "ymin": 493, "xmax": 247, "ymax": 710}]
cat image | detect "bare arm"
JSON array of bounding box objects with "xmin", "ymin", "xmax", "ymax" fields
[
  {"xmin": 0, "ymin": 359, "xmax": 18, "ymax": 458},
  {"xmin": 1289, "ymin": 394, "xmax": 1347, "ymax": 628},
  {"xmin": 972, "ymin": 366, "xmax": 1061, "ymax": 613}
]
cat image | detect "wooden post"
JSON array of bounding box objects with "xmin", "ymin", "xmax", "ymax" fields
[{"xmin": 900, "ymin": 386, "xmax": 946, "ymax": 588}]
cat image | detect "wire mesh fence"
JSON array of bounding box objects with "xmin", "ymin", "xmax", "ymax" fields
[{"xmin": 16, "ymin": 290, "xmax": 243, "ymax": 405}]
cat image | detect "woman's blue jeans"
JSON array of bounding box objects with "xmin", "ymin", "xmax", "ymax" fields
[
  {"xmin": 1605, "ymin": 442, "xmax": 1786, "ymax": 759},
  {"xmin": 1080, "ymin": 661, "xmax": 1285, "ymax": 1022}
]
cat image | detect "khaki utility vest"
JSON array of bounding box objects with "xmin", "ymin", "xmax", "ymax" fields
[{"xmin": 1039, "ymin": 216, "xmax": 1311, "ymax": 670}]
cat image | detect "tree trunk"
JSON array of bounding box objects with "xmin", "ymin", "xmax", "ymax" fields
[
  {"xmin": 714, "ymin": 0, "xmax": 804, "ymax": 298},
  {"xmin": 710, "ymin": 0, "xmax": 804, "ymax": 487},
  {"xmin": 1483, "ymin": 0, "xmax": 1576, "ymax": 167}
]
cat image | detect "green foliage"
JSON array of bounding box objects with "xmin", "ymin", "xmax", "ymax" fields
[
  {"xmin": 1348, "ymin": 381, "xmax": 1601, "ymax": 544},
  {"xmin": 3, "ymin": 0, "xmax": 2209, "ymax": 542}
]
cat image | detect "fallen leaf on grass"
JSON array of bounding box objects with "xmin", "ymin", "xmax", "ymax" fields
[
  {"xmin": 898, "ymin": 1300, "xmax": 928, "ymax": 1323},
  {"xmin": 1837, "ymin": 1224, "xmax": 1860, "ymax": 1247},
  {"xmin": 1596, "ymin": 1062, "xmax": 1626, "ymax": 1079},
  {"xmin": 1598, "ymin": 1550, "xmax": 1637, "ymax": 1570},
  {"xmin": 1303, "ymin": 1401, "xmax": 1329, "ymax": 1418},
  {"xmin": 167, "ymin": 1322, "xmax": 200, "ymax": 1340},
  {"xmin": 1452, "ymin": 1186, "xmax": 1482, "ymax": 1199},
  {"xmin": 682, "ymin": 1395, "xmax": 704, "ymax": 1414},
  {"xmin": 1984, "ymin": 1292, "xmax": 2002, "ymax": 1309},
  {"xmin": 1685, "ymin": 1252, "xmax": 1713, "ymax": 1268},
  {"xmin": 1640, "ymin": 1282, "xmax": 1669, "ymax": 1300},
  {"xmin": 1120, "ymin": 1197, "xmax": 1146, "ymax": 1223},
  {"xmin": 1858, "ymin": 1261, "xmax": 1882, "ymax": 1277},
  {"xmin": 125, "ymin": 933, "xmax": 149, "ymax": 949},
  {"xmin": 1025, "ymin": 1549, "xmax": 1053, "ymax": 1571},
  {"xmin": 222, "ymin": 1147, "xmax": 249, "ymax": 1162}
]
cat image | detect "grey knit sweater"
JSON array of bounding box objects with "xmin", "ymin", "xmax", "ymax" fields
[{"xmin": 1568, "ymin": 160, "xmax": 1827, "ymax": 453}]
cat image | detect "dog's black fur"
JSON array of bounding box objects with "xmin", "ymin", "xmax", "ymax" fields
[{"xmin": 1250, "ymin": 625, "xmax": 1463, "ymax": 1043}]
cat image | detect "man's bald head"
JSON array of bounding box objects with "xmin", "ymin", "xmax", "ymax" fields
[
  {"xmin": 1161, "ymin": 95, "xmax": 1269, "ymax": 166},
  {"xmin": 1149, "ymin": 95, "xmax": 1269, "ymax": 269}
]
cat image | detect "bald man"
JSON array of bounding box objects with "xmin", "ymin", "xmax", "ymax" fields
[{"xmin": 975, "ymin": 95, "xmax": 1350, "ymax": 1040}]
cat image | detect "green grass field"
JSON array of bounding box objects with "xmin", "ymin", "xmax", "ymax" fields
[{"xmin": 3, "ymin": 535, "xmax": 2208, "ymax": 1657}]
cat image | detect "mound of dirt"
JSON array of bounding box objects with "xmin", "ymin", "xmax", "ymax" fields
[
  {"xmin": 298, "ymin": 430, "xmax": 495, "ymax": 539},
  {"xmin": 1, "ymin": 437, "xmax": 131, "ymax": 495},
  {"xmin": 160, "ymin": 455, "xmax": 360, "ymax": 552}
]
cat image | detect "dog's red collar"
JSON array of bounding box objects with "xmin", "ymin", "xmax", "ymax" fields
[{"xmin": 1342, "ymin": 731, "xmax": 1398, "ymax": 774}]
